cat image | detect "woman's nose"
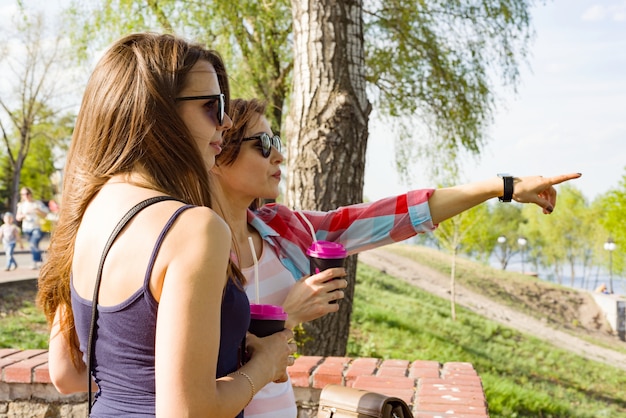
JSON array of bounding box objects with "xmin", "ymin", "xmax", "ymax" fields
[{"xmin": 219, "ymin": 113, "xmax": 233, "ymax": 130}]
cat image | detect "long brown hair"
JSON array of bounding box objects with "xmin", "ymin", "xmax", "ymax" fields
[{"xmin": 37, "ymin": 32, "xmax": 233, "ymax": 366}]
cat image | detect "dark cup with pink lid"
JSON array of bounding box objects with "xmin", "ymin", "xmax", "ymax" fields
[
  {"xmin": 306, "ymin": 240, "xmax": 347, "ymax": 304},
  {"xmin": 248, "ymin": 303, "xmax": 288, "ymax": 337}
]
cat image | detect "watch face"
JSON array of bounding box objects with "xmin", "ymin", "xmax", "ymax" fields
[{"xmin": 497, "ymin": 173, "xmax": 512, "ymax": 178}]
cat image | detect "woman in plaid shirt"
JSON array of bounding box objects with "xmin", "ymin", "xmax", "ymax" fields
[{"xmin": 210, "ymin": 98, "xmax": 580, "ymax": 418}]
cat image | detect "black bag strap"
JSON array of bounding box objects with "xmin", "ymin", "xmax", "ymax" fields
[{"xmin": 86, "ymin": 195, "xmax": 181, "ymax": 412}]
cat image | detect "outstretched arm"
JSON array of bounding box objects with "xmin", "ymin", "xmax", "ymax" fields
[{"xmin": 428, "ymin": 173, "xmax": 582, "ymax": 225}]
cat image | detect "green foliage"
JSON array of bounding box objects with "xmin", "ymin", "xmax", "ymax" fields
[
  {"xmin": 519, "ymin": 184, "xmax": 595, "ymax": 284},
  {"xmin": 65, "ymin": 0, "xmax": 538, "ymax": 175},
  {"xmin": 20, "ymin": 134, "xmax": 56, "ymax": 200},
  {"xmin": 364, "ymin": 0, "xmax": 537, "ymax": 179},
  {"xmin": 66, "ymin": 0, "xmax": 292, "ymax": 131},
  {"xmin": 0, "ymin": 9, "xmax": 75, "ymax": 213},
  {"xmin": 486, "ymin": 202, "xmax": 525, "ymax": 269},
  {"xmin": 597, "ymin": 167, "xmax": 626, "ymax": 276},
  {"xmin": 350, "ymin": 263, "xmax": 626, "ymax": 417},
  {"xmin": 435, "ymin": 201, "xmax": 490, "ymax": 255}
]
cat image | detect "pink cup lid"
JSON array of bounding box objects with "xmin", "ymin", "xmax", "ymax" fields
[
  {"xmin": 250, "ymin": 304, "xmax": 288, "ymax": 321},
  {"xmin": 306, "ymin": 240, "xmax": 347, "ymax": 259}
]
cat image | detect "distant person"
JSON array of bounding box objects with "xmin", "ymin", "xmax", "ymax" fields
[
  {"xmin": 37, "ymin": 33, "xmax": 294, "ymax": 417},
  {"xmin": 0, "ymin": 212, "xmax": 23, "ymax": 271},
  {"xmin": 15, "ymin": 187, "xmax": 49, "ymax": 269},
  {"xmin": 595, "ymin": 283, "xmax": 609, "ymax": 294}
]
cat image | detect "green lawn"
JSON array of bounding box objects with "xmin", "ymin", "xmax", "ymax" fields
[
  {"xmin": 348, "ymin": 263, "xmax": 626, "ymax": 418},
  {"xmin": 0, "ymin": 301, "xmax": 49, "ymax": 349}
]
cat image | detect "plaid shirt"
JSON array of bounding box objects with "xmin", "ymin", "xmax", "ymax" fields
[{"xmin": 247, "ymin": 188, "xmax": 436, "ymax": 280}]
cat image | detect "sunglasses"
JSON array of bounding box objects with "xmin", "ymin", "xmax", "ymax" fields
[
  {"xmin": 175, "ymin": 94, "xmax": 225, "ymax": 126},
  {"xmin": 242, "ymin": 133, "xmax": 282, "ymax": 158}
]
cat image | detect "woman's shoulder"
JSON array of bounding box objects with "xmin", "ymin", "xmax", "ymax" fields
[{"xmin": 173, "ymin": 205, "xmax": 230, "ymax": 239}]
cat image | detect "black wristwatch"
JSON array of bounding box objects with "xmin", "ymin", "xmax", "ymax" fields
[{"xmin": 497, "ymin": 173, "xmax": 514, "ymax": 202}]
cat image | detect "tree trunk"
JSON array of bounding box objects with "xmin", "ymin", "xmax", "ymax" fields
[
  {"xmin": 285, "ymin": 0, "xmax": 371, "ymax": 356},
  {"xmin": 451, "ymin": 248, "xmax": 457, "ymax": 321}
]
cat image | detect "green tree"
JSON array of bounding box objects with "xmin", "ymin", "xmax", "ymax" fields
[
  {"xmin": 556, "ymin": 185, "xmax": 594, "ymax": 287},
  {"xmin": 434, "ymin": 203, "xmax": 488, "ymax": 320},
  {"xmin": 67, "ymin": 0, "xmax": 292, "ymax": 129},
  {"xmin": 466, "ymin": 202, "xmax": 524, "ymax": 269},
  {"xmin": 0, "ymin": 10, "xmax": 74, "ymax": 213},
  {"xmin": 598, "ymin": 168, "xmax": 626, "ymax": 280},
  {"xmin": 519, "ymin": 184, "xmax": 590, "ymax": 284}
]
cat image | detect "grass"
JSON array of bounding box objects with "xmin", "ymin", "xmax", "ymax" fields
[
  {"xmin": 348, "ymin": 262, "xmax": 626, "ymax": 418},
  {"xmin": 384, "ymin": 244, "xmax": 626, "ymax": 356},
  {"xmin": 0, "ymin": 301, "xmax": 48, "ymax": 349}
]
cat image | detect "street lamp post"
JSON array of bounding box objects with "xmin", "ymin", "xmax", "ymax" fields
[
  {"xmin": 497, "ymin": 236, "xmax": 507, "ymax": 270},
  {"xmin": 604, "ymin": 238, "xmax": 617, "ymax": 294},
  {"xmin": 518, "ymin": 237, "xmax": 527, "ymax": 274}
]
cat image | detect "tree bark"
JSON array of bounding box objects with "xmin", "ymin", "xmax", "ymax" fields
[{"xmin": 285, "ymin": 0, "xmax": 371, "ymax": 356}]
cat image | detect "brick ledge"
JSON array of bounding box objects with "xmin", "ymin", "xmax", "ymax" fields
[{"xmin": 0, "ymin": 349, "xmax": 489, "ymax": 417}]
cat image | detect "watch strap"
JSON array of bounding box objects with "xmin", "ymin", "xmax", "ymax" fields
[{"xmin": 497, "ymin": 174, "xmax": 514, "ymax": 202}]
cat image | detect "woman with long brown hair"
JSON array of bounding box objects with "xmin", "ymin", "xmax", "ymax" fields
[{"xmin": 38, "ymin": 34, "xmax": 294, "ymax": 417}]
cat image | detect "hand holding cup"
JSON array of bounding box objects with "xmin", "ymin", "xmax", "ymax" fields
[{"xmin": 306, "ymin": 241, "xmax": 347, "ymax": 304}]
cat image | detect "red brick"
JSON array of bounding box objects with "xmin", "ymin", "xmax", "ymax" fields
[
  {"xmin": 380, "ymin": 359, "xmax": 409, "ymax": 369},
  {"xmin": 415, "ymin": 392, "xmax": 487, "ymax": 407},
  {"xmin": 410, "ymin": 367, "xmax": 441, "ymax": 379},
  {"xmin": 0, "ymin": 349, "xmax": 19, "ymax": 358},
  {"xmin": 344, "ymin": 368, "xmax": 375, "ymax": 386},
  {"xmin": 443, "ymin": 362, "xmax": 475, "ymax": 370},
  {"xmin": 345, "ymin": 364, "xmax": 377, "ymax": 377},
  {"xmin": 351, "ymin": 374, "xmax": 416, "ymax": 402},
  {"xmin": 319, "ymin": 356, "xmax": 350, "ymax": 367},
  {"xmin": 419, "ymin": 377, "xmax": 484, "ymax": 389},
  {"xmin": 411, "ymin": 360, "xmax": 440, "ymax": 368},
  {"xmin": 293, "ymin": 355, "xmax": 324, "ymax": 367},
  {"xmin": 311, "ymin": 356, "xmax": 351, "ymax": 387},
  {"xmin": 414, "ymin": 402, "xmax": 487, "ymax": 414},
  {"xmin": 352, "ymin": 377, "xmax": 415, "ymax": 404},
  {"xmin": 312, "ymin": 367, "xmax": 343, "ymax": 388},
  {"xmin": 349, "ymin": 357, "xmax": 379, "ymax": 368},
  {"xmin": 354, "ymin": 375, "xmax": 415, "ymax": 388},
  {"xmin": 0, "ymin": 349, "xmax": 47, "ymax": 376},
  {"xmin": 409, "ymin": 360, "xmax": 440, "ymax": 377},
  {"xmin": 4, "ymin": 352, "xmax": 49, "ymax": 383},
  {"xmin": 33, "ymin": 362, "xmax": 51, "ymax": 383},
  {"xmin": 345, "ymin": 358, "xmax": 379, "ymax": 384},
  {"xmin": 287, "ymin": 356, "xmax": 323, "ymax": 387},
  {"xmin": 414, "ymin": 411, "xmax": 488, "ymax": 418},
  {"xmin": 377, "ymin": 367, "xmax": 407, "ymax": 377}
]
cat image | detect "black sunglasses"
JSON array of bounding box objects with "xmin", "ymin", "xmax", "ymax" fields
[
  {"xmin": 242, "ymin": 133, "xmax": 282, "ymax": 158},
  {"xmin": 175, "ymin": 94, "xmax": 225, "ymax": 126}
]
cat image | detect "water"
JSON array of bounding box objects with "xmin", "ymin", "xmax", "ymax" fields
[{"xmin": 490, "ymin": 254, "xmax": 626, "ymax": 296}]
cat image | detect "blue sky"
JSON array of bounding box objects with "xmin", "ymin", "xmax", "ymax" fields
[{"xmin": 364, "ymin": 0, "xmax": 626, "ymax": 203}]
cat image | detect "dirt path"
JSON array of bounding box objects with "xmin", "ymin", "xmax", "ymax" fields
[{"xmin": 359, "ymin": 248, "xmax": 626, "ymax": 371}]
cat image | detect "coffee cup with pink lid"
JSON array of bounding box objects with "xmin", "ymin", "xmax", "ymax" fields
[
  {"xmin": 306, "ymin": 240, "xmax": 347, "ymax": 304},
  {"xmin": 248, "ymin": 303, "xmax": 288, "ymax": 337}
]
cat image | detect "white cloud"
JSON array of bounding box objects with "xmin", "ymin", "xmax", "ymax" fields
[
  {"xmin": 582, "ymin": 5, "xmax": 607, "ymax": 21},
  {"xmin": 581, "ymin": 2, "xmax": 626, "ymax": 22}
]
